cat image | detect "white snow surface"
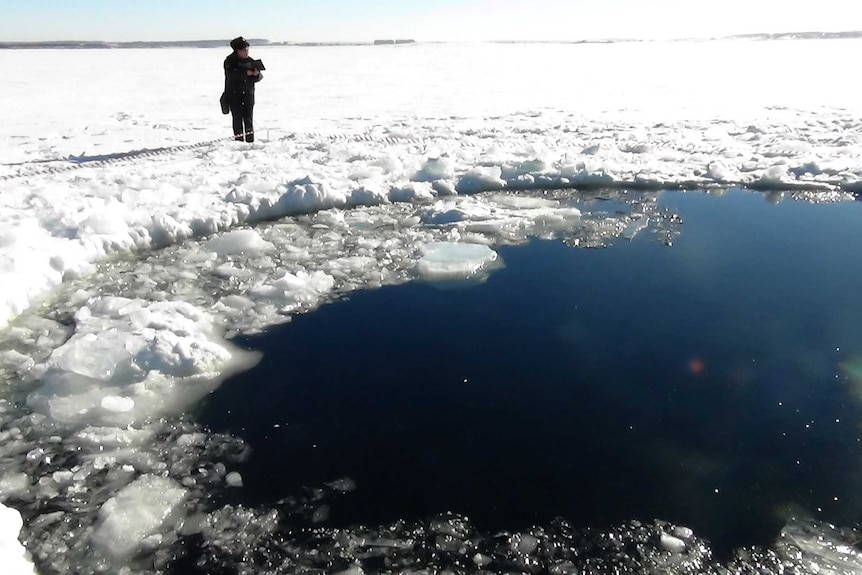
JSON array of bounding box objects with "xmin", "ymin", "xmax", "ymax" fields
[
  {"xmin": 0, "ymin": 506, "xmax": 36, "ymax": 575},
  {"xmin": 1, "ymin": 39, "xmax": 861, "ymax": 574}
]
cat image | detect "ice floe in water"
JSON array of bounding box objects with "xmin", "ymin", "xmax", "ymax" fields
[
  {"xmin": 91, "ymin": 475, "xmax": 187, "ymax": 560},
  {"xmin": 416, "ymin": 241, "xmax": 502, "ymax": 281},
  {"xmin": 24, "ymin": 297, "xmax": 260, "ymax": 428}
]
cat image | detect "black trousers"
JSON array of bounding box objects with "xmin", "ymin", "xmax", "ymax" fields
[{"xmin": 228, "ymin": 91, "xmax": 255, "ymax": 142}]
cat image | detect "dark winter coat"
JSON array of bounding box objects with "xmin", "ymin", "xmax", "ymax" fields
[{"xmin": 223, "ymin": 53, "xmax": 263, "ymax": 97}]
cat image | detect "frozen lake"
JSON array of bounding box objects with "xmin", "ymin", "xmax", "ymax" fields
[{"xmin": 2, "ymin": 39, "xmax": 862, "ymax": 574}]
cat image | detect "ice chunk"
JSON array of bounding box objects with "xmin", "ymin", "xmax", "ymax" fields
[
  {"xmin": 70, "ymin": 427, "xmax": 153, "ymax": 449},
  {"xmin": 212, "ymin": 263, "xmax": 255, "ymax": 279},
  {"xmin": 660, "ymin": 532, "xmax": 686, "ymax": 553},
  {"xmin": 52, "ymin": 471, "xmax": 73, "ymax": 485},
  {"xmin": 175, "ymin": 433, "xmax": 207, "ymax": 447},
  {"xmin": 759, "ymin": 165, "xmax": 789, "ymax": 183},
  {"xmin": 24, "ymin": 296, "xmax": 263, "ymax": 428},
  {"xmin": 388, "ymin": 182, "xmax": 434, "ymax": 203},
  {"xmin": 267, "ymin": 176, "xmax": 343, "ymax": 217},
  {"xmin": 706, "ymin": 162, "xmax": 732, "ymax": 181},
  {"xmin": 27, "ymin": 371, "xmax": 108, "ymax": 424},
  {"xmin": 415, "ymin": 206, "xmax": 469, "ymax": 226},
  {"xmin": 622, "ymin": 216, "xmax": 649, "ymax": 240},
  {"xmin": 100, "ymin": 395, "xmax": 134, "ymax": 413},
  {"xmin": 225, "ymin": 472, "xmax": 243, "ymax": 487},
  {"xmin": 133, "ymin": 331, "xmax": 233, "ymax": 378},
  {"xmin": 55, "ymin": 330, "xmax": 132, "ymax": 381},
  {"xmin": 92, "ymin": 475, "xmax": 186, "ymax": 559},
  {"xmin": 456, "ymin": 166, "xmax": 506, "ymax": 193},
  {"xmin": 86, "ymin": 296, "xmax": 139, "ymax": 318},
  {"xmin": 251, "ymin": 270, "xmax": 335, "ymax": 311},
  {"xmin": 0, "ymin": 505, "xmax": 36, "ymax": 575},
  {"xmin": 0, "ymin": 349, "xmax": 36, "ymax": 373},
  {"xmin": 414, "ymin": 156, "xmax": 455, "ymax": 181},
  {"xmin": 514, "ymin": 533, "xmax": 540, "ymax": 554},
  {"xmin": 0, "ymin": 474, "xmax": 29, "ymax": 500},
  {"xmin": 225, "ymin": 187, "xmax": 255, "ymax": 204},
  {"xmin": 779, "ymin": 516, "xmax": 862, "ymax": 573},
  {"xmin": 432, "ymin": 180, "xmax": 457, "ymax": 196},
  {"xmin": 416, "ymin": 242, "xmax": 500, "ymax": 281},
  {"xmin": 486, "ymin": 194, "xmax": 561, "ymax": 210},
  {"xmin": 216, "ymin": 294, "xmax": 256, "ymax": 311},
  {"xmin": 205, "ymin": 229, "xmax": 272, "ymax": 256}
]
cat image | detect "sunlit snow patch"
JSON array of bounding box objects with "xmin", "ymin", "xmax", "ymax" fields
[{"xmin": 416, "ymin": 242, "xmax": 502, "ymax": 282}]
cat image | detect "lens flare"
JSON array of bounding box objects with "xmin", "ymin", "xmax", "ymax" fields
[{"xmin": 839, "ymin": 355, "xmax": 862, "ymax": 399}]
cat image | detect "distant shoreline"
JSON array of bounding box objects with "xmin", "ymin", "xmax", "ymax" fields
[
  {"xmin": 0, "ymin": 38, "xmax": 415, "ymax": 49},
  {"xmin": 2, "ymin": 31, "xmax": 860, "ymax": 50}
]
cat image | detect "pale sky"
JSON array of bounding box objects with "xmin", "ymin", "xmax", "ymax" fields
[{"xmin": 3, "ymin": 0, "xmax": 861, "ymax": 43}]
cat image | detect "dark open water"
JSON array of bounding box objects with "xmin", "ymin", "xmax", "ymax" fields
[{"xmin": 197, "ymin": 189, "xmax": 862, "ymax": 557}]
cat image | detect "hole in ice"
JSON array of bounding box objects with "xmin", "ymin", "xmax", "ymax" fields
[{"xmin": 196, "ymin": 190, "xmax": 862, "ymax": 559}]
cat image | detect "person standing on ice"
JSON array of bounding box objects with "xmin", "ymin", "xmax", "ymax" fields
[{"xmin": 224, "ymin": 36, "xmax": 262, "ymax": 142}]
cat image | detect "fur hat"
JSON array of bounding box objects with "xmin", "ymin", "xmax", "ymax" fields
[{"xmin": 230, "ymin": 36, "xmax": 249, "ymax": 51}]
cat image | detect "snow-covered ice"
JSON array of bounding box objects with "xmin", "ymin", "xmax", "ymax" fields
[
  {"xmin": 3, "ymin": 40, "xmax": 862, "ymax": 331},
  {"xmin": 1, "ymin": 38, "xmax": 862, "ymax": 574}
]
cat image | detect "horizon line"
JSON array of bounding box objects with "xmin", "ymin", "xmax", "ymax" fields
[{"xmin": 2, "ymin": 30, "xmax": 861, "ymax": 48}]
